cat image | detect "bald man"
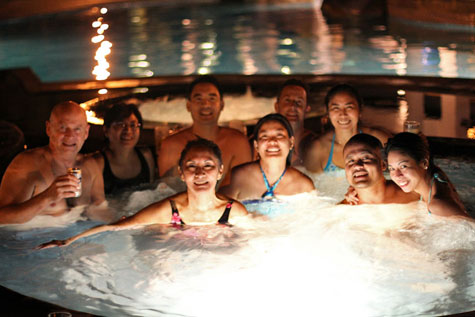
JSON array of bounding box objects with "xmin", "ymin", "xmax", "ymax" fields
[
  {"xmin": 341, "ymin": 133, "xmax": 418, "ymax": 205},
  {"xmin": 0, "ymin": 101, "xmax": 107, "ymax": 224}
]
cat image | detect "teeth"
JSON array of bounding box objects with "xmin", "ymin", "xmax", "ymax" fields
[{"xmin": 267, "ymin": 148, "xmax": 280, "ymax": 152}]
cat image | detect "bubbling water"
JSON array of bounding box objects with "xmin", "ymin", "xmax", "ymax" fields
[{"xmin": 0, "ymin": 171, "xmax": 474, "ymax": 316}]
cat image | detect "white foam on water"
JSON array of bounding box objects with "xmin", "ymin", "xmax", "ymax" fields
[{"xmin": 0, "ymin": 176, "xmax": 474, "ymax": 316}]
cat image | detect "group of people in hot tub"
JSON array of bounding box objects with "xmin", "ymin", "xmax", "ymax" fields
[{"xmin": 0, "ymin": 76, "xmax": 469, "ymax": 247}]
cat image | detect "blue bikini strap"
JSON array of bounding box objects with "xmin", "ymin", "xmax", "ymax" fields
[
  {"xmin": 427, "ymin": 173, "xmax": 448, "ymax": 214},
  {"xmin": 323, "ymin": 133, "xmax": 336, "ymax": 171},
  {"xmin": 260, "ymin": 164, "xmax": 287, "ymax": 199}
]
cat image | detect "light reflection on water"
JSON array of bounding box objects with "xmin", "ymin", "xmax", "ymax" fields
[{"xmin": 0, "ymin": 2, "xmax": 474, "ymax": 82}]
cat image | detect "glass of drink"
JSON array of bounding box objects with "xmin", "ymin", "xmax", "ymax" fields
[{"xmin": 404, "ymin": 120, "xmax": 421, "ymax": 134}]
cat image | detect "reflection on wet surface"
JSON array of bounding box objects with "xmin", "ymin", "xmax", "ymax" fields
[{"xmin": 0, "ymin": 2, "xmax": 474, "ymax": 82}]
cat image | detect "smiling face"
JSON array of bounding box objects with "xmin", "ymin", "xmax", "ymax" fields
[
  {"xmin": 387, "ymin": 150, "xmax": 427, "ymax": 193},
  {"xmin": 327, "ymin": 91, "xmax": 360, "ymax": 131},
  {"xmin": 104, "ymin": 114, "xmax": 141, "ymax": 149},
  {"xmin": 344, "ymin": 142, "xmax": 384, "ymax": 188},
  {"xmin": 254, "ymin": 120, "xmax": 294, "ymax": 161},
  {"xmin": 275, "ymin": 85, "xmax": 309, "ymax": 128},
  {"xmin": 46, "ymin": 103, "xmax": 89, "ymax": 155},
  {"xmin": 179, "ymin": 147, "xmax": 224, "ymax": 192},
  {"xmin": 186, "ymin": 82, "xmax": 224, "ymax": 125}
]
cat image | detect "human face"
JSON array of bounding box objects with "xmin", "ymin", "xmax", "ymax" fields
[
  {"xmin": 105, "ymin": 114, "xmax": 141, "ymax": 149},
  {"xmin": 344, "ymin": 143, "xmax": 384, "ymax": 188},
  {"xmin": 186, "ymin": 83, "xmax": 223, "ymax": 125},
  {"xmin": 275, "ymin": 85, "xmax": 309, "ymax": 127},
  {"xmin": 179, "ymin": 147, "xmax": 224, "ymax": 192},
  {"xmin": 46, "ymin": 107, "xmax": 89, "ymax": 155},
  {"xmin": 254, "ymin": 121, "xmax": 294, "ymax": 161},
  {"xmin": 327, "ymin": 91, "xmax": 360, "ymax": 131},
  {"xmin": 387, "ymin": 150, "xmax": 427, "ymax": 193}
]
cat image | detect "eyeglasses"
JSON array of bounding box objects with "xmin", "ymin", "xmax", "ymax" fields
[{"xmin": 111, "ymin": 122, "xmax": 142, "ymax": 130}]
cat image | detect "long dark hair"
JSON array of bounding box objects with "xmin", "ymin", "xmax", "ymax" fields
[
  {"xmin": 253, "ymin": 113, "xmax": 294, "ymax": 166},
  {"xmin": 104, "ymin": 103, "xmax": 143, "ymax": 128},
  {"xmin": 384, "ymin": 132, "xmax": 448, "ymax": 181}
]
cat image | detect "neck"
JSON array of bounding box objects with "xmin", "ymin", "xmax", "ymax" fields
[
  {"xmin": 48, "ymin": 145, "xmax": 78, "ymax": 169},
  {"xmin": 107, "ymin": 145, "xmax": 135, "ymax": 163},
  {"xmin": 186, "ymin": 189, "xmax": 219, "ymax": 211},
  {"xmin": 260, "ymin": 159, "xmax": 287, "ymax": 184},
  {"xmin": 192, "ymin": 124, "xmax": 220, "ymax": 141},
  {"xmin": 416, "ymin": 174, "xmax": 433, "ymax": 202},
  {"xmin": 356, "ymin": 179, "xmax": 387, "ymax": 204},
  {"xmin": 334, "ymin": 127, "xmax": 357, "ymax": 145}
]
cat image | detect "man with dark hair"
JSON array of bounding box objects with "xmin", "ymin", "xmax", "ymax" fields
[
  {"xmin": 341, "ymin": 133, "xmax": 417, "ymax": 204},
  {"xmin": 274, "ymin": 79, "xmax": 315, "ymax": 165},
  {"xmin": 158, "ymin": 76, "xmax": 252, "ymax": 186},
  {"xmin": 0, "ymin": 101, "xmax": 109, "ymax": 224}
]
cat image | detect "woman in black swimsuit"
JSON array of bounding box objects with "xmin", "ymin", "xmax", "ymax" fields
[
  {"xmin": 38, "ymin": 139, "xmax": 248, "ymax": 249},
  {"xmin": 94, "ymin": 103, "xmax": 155, "ymax": 196}
]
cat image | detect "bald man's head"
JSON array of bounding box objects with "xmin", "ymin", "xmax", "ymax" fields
[{"xmin": 46, "ymin": 101, "xmax": 89, "ymax": 155}]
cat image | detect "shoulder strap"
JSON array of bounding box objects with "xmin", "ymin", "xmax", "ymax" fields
[
  {"xmin": 323, "ymin": 133, "xmax": 336, "ymax": 171},
  {"xmin": 217, "ymin": 201, "xmax": 234, "ymax": 225}
]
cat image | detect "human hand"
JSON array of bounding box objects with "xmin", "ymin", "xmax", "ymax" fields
[
  {"xmin": 43, "ymin": 174, "xmax": 80, "ymax": 203},
  {"xmin": 36, "ymin": 239, "xmax": 69, "ymax": 249},
  {"xmin": 344, "ymin": 186, "xmax": 359, "ymax": 205}
]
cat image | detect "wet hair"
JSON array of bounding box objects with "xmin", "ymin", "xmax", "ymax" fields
[
  {"xmin": 384, "ymin": 132, "xmax": 441, "ymax": 176},
  {"xmin": 103, "ymin": 103, "xmax": 143, "ymax": 128},
  {"xmin": 324, "ymin": 84, "xmax": 363, "ymax": 111},
  {"xmin": 253, "ymin": 113, "xmax": 294, "ymax": 166},
  {"xmin": 277, "ymin": 79, "xmax": 309, "ymax": 102},
  {"xmin": 178, "ymin": 138, "xmax": 223, "ymax": 168},
  {"xmin": 188, "ymin": 75, "xmax": 223, "ymax": 100},
  {"xmin": 344, "ymin": 133, "xmax": 383, "ymax": 156}
]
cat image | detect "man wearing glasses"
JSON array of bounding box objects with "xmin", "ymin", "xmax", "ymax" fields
[
  {"xmin": 158, "ymin": 76, "xmax": 252, "ymax": 187},
  {"xmin": 0, "ymin": 101, "xmax": 110, "ymax": 224}
]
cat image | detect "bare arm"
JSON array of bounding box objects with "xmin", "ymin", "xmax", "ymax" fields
[
  {"xmin": 219, "ymin": 166, "xmax": 244, "ymax": 200},
  {"xmin": 38, "ymin": 199, "xmax": 171, "ymax": 248},
  {"xmin": 303, "ymin": 139, "xmax": 324, "ymax": 173},
  {"xmin": 0, "ymin": 156, "xmax": 79, "ymax": 224},
  {"xmin": 158, "ymin": 137, "xmax": 183, "ymax": 177}
]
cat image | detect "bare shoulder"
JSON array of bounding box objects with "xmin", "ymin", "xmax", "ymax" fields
[
  {"xmin": 362, "ymin": 126, "xmax": 391, "ymax": 144},
  {"xmin": 219, "ymin": 127, "xmax": 249, "ymax": 144},
  {"xmin": 230, "ymin": 200, "xmax": 248, "ymax": 216},
  {"xmin": 133, "ymin": 192, "xmax": 183, "ymax": 223},
  {"xmin": 288, "ymin": 167, "xmax": 315, "ymax": 190},
  {"xmin": 231, "ymin": 161, "xmax": 258, "ymax": 178},
  {"xmin": 161, "ymin": 128, "xmax": 193, "ymax": 147},
  {"xmin": 429, "ymin": 197, "xmax": 468, "ymax": 217}
]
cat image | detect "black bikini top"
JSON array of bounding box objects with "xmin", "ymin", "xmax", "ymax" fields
[{"xmin": 169, "ymin": 200, "xmax": 234, "ymax": 226}]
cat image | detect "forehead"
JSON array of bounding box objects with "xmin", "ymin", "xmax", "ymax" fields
[
  {"xmin": 50, "ymin": 108, "xmax": 87, "ymax": 125},
  {"xmin": 344, "ymin": 143, "xmax": 379, "ymax": 158},
  {"xmin": 258, "ymin": 120, "xmax": 287, "ymax": 133},
  {"xmin": 191, "ymin": 83, "xmax": 220, "ymax": 97},
  {"xmin": 280, "ymin": 85, "xmax": 306, "ymax": 99},
  {"xmin": 183, "ymin": 147, "xmax": 219, "ymax": 161},
  {"xmin": 329, "ymin": 91, "xmax": 359, "ymax": 104},
  {"xmin": 118, "ymin": 114, "xmax": 138, "ymax": 122},
  {"xmin": 387, "ymin": 150, "xmax": 413, "ymax": 162}
]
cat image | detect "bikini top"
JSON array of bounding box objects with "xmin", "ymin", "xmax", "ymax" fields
[
  {"xmin": 323, "ymin": 130, "xmax": 363, "ymax": 173},
  {"xmin": 102, "ymin": 148, "xmax": 150, "ymax": 195},
  {"xmin": 169, "ymin": 199, "xmax": 234, "ymax": 226},
  {"xmin": 260, "ymin": 164, "xmax": 287, "ymax": 199},
  {"xmin": 425, "ymin": 172, "xmax": 448, "ymax": 215}
]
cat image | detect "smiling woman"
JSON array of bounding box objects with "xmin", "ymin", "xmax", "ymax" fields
[
  {"xmin": 93, "ymin": 103, "xmax": 155, "ymax": 196},
  {"xmin": 220, "ymin": 113, "xmax": 315, "ymax": 202}
]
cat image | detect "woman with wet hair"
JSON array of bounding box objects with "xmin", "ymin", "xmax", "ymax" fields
[
  {"xmin": 38, "ymin": 139, "xmax": 248, "ymax": 248},
  {"xmin": 304, "ymin": 84, "xmax": 390, "ymax": 174},
  {"xmin": 94, "ymin": 103, "xmax": 155, "ymax": 196},
  {"xmin": 220, "ymin": 113, "xmax": 315, "ymax": 201},
  {"xmin": 385, "ymin": 132, "xmax": 468, "ymax": 217}
]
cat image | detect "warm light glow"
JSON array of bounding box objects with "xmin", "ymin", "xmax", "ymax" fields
[
  {"xmin": 281, "ymin": 66, "xmax": 291, "ymax": 74},
  {"xmin": 198, "ymin": 67, "xmax": 210, "ymax": 74},
  {"xmin": 91, "ymin": 35, "xmax": 104, "ymax": 43},
  {"xmin": 468, "ymin": 127, "xmax": 475, "ymax": 139},
  {"xmin": 182, "ymin": 19, "xmax": 191, "ymax": 26},
  {"xmin": 281, "ymin": 38, "xmax": 293, "ymax": 45},
  {"xmin": 397, "ymin": 89, "xmax": 406, "ymax": 96},
  {"xmin": 98, "ymin": 88, "xmax": 108, "ymax": 95},
  {"xmin": 100, "ymin": 8, "xmax": 108, "ymax": 14},
  {"xmin": 130, "ymin": 54, "xmax": 147, "ymax": 61},
  {"xmin": 92, "ymin": 21, "xmax": 101, "ymax": 28},
  {"xmin": 200, "ymin": 42, "xmax": 214, "ymax": 50},
  {"xmin": 133, "ymin": 87, "xmax": 149, "ymax": 93}
]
